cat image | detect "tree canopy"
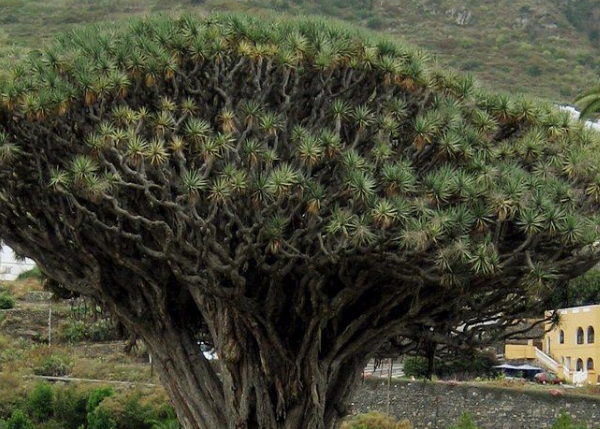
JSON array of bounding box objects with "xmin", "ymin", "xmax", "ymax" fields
[{"xmin": 1, "ymin": 13, "xmax": 600, "ymax": 429}]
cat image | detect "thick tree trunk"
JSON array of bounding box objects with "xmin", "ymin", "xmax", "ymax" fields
[
  {"xmin": 139, "ymin": 315, "xmax": 366, "ymax": 429},
  {"xmin": 216, "ymin": 349, "xmax": 364, "ymax": 429},
  {"xmin": 142, "ymin": 325, "xmax": 225, "ymax": 429}
]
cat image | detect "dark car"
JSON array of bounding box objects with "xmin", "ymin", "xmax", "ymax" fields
[{"xmin": 534, "ymin": 372, "xmax": 562, "ymax": 385}]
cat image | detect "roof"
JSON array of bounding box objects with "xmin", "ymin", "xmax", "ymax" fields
[{"xmin": 494, "ymin": 364, "xmax": 543, "ymax": 371}]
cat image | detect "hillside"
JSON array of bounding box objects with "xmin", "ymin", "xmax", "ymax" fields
[{"xmin": 1, "ymin": 0, "xmax": 600, "ymax": 103}]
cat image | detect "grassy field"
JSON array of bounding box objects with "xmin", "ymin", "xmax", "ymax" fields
[{"xmin": 0, "ymin": 0, "xmax": 599, "ymax": 103}]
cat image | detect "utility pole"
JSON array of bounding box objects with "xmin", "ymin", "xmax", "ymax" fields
[
  {"xmin": 386, "ymin": 358, "xmax": 393, "ymax": 415},
  {"xmin": 147, "ymin": 342, "xmax": 154, "ymax": 377}
]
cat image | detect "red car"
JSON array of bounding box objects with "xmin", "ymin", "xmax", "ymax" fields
[{"xmin": 534, "ymin": 372, "xmax": 562, "ymax": 385}]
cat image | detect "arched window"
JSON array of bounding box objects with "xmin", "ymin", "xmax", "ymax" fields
[
  {"xmin": 560, "ymin": 330, "xmax": 565, "ymax": 344},
  {"xmin": 588, "ymin": 358, "xmax": 594, "ymax": 370},
  {"xmin": 577, "ymin": 358, "xmax": 584, "ymax": 371},
  {"xmin": 588, "ymin": 327, "xmax": 595, "ymax": 344},
  {"xmin": 577, "ymin": 327, "xmax": 584, "ymax": 345}
]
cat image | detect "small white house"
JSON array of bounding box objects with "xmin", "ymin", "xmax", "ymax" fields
[{"xmin": 0, "ymin": 244, "xmax": 35, "ymax": 281}]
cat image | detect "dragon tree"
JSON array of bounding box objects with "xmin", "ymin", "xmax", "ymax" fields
[{"xmin": 2, "ymin": 13, "xmax": 600, "ymax": 429}]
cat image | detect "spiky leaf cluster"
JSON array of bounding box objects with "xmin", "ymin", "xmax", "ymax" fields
[{"xmin": 1, "ymin": 13, "xmax": 600, "ymax": 363}]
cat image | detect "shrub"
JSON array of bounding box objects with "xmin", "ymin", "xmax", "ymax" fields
[
  {"xmin": 552, "ymin": 411, "xmax": 588, "ymax": 429},
  {"xmin": 341, "ymin": 412, "xmax": 412, "ymax": 429},
  {"xmin": 403, "ymin": 356, "xmax": 429, "ymax": 379},
  {"xmin": 33, "ymin": 354, "xmax": 71, "ymax": 377},
  {"xmin": 28, "ymin": 382, "xmax": 53, "ymax": 421},
  {"xmin": 0, "ymin": 347, "xmax": 22, "ymax": 366},
  {"xmin": 0, "ymin": 375, "xmax": 22, "ymax": 420},
  {"xmin": 366, "ymin": 16, "xmax": 385, "ymax": 29},
  {"xmin": 62, "ymin": 319, "xmax": 120, "ymax": 343},
  {"xmin": 495, "ymin": 34, "xmax": 510, "ymax": 46},
  {"xmin": 16, "ymin": 267, "xmax": 42, "ymax": 281},
  {"xmin": 435, "ymin": 351, "xmax": 498, "ymax": 380},
  {"xmin": 0, "ymin": 294, "xmax": 15, "ymax": 310},
  {"xmin": 87, "ymin": 319, "xmax": 120, "ymax": 342},
  {"xmin": 87, "ymin": 387, "xmax": 116, "ymax": 429},
  {"xmin": 446, "ymin": 413, "xmax": 481, "ymax": 429},
  {"xmin": 53, "ymin": 387, "xmax": 88, "ymax": 429},
  {"xmin": 6, "ymin": 410, "xmax": 33, "ymax": 429},
  {"xmin": 62, "ymin": 320, "xmax": 87, "ymax": 343},
  {"xmin": 88, "ymin": 408, "xmax": 116, "ymax": 429},
  {"xmin": 100, "ymin": 391, "xmax": 158, "ymax": 429},
  {"xmin": 87, "ymin": 387, "xmax": 114, "ymax": 414},
  {"xmin": 526, "ymin": 65, "xmax": 543, "ymax": 77}
]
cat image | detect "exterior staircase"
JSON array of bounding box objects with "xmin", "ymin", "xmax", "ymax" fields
[
  {"xmin": 534, "ymin": 346, "xmax": 589, "ymax": 385},
  {"xmin": 535, "ymin": 347, "xmax": 559, "ymax": 373},
  {"xmin": 506, "ymin": 341, "xmax": 590, "ymax": 385}
]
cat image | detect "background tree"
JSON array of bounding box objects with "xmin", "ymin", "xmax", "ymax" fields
[
  {"xmin": 576, "ymin": 83, "xmax": 600, "ymax": 119},
  {"xmin": 1, "ymin": 13, "xmax": 600, "ymax": 429},
  {"xmin": 552, "ymin": 268, "xmax": 600, "ymax": 307}
]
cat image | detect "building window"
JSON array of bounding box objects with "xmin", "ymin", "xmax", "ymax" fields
[
  {"xmin": 560, "ymin": 330, "xmax": 565, "ymax": 344},
  {"xmin": 588, "ymin": 358, "xmax": 594, "ymax": 371},
  {"xmin": 577, "ymin": 358, "xmax": 584, "ymax": 371},
  {"xmin": 577, "ymin": 327, "xmax": 584, "ymax": 345},
  {"xmin": 588, "ymin": 327, "xmax": 595, "ymax": 344}
]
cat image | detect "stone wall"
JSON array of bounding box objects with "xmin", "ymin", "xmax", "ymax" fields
[{"xmin": 352, "ymin": 379, "xmax": 600, "ymax": 429}]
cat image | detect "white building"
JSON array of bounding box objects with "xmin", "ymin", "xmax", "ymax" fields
[{"xmin": 0, "ymin": 244, "xmax": 35, "ymax": 281}]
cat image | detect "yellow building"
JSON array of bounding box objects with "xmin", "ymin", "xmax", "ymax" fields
[{"xmin": 505, "ymin": 304, "xmax": 600, "ymax": 385}]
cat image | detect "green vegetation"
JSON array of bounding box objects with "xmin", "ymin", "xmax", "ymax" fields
[
  {"xmin": 435, "ymin": 351, "xmax": 498, "ymax": 380},
  {"xmin": 33, "ymin": 354, "xmax": 71, "ymax": 377},
  {"xmin": 403, "ymin": 351, "xmax": 497, "ymax": 380},
  {"xmin": 446, "ymin": 413, "xmax": 481, "ymax": 429},
  {"xmin": 341, "ymin": 412, "xmax": 413, "ymax": 429},
  {"xmin": 564, "ymin": 1, "xmax": 600, "ymax": 48},
  {"xmin": 5, "ymin": 410, "xmax": 33, "ymax": 429},
  {"xmin": 553, "ymin": 269, "xmax": 600, "ymax": 307},
  {"xmin": 0, "ymin": 382, "xmax": 172, "ymax": 429},
  {"xmin": 551, "ymin": 411, "xmax": 588, "ymax": 429},
  {"xmin": 53, "ymin": 387, "xmax": 88, "ymax": 429},
  {"xmin": 16, "ymin": 267, "xmax": 42, "ymax": 282},
  {"xmin": 27, "ymin": 383, "xmax": 54, "ymax": 422},
  {"xmin": 0, "ymin": 293, "xmax": 15, "ymax": 310},
  {"xmin": 2, "ymin": 10, "xmax": 600, "ymax": 429},
  {"xmin": 402, "ymin": 357, "xmax": 429, "ymax": 379},
  {"xmin": 62, "ymin": 319, "xmax": 120, "ymax": 343},
  {"xmin": 87, "ymin": 387, "xmax": 116, "ymax": 429}
]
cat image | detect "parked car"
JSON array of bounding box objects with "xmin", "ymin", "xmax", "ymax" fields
[{"xmin": 534, "ymin": 371, "xmax": 562, "ymax": 385}]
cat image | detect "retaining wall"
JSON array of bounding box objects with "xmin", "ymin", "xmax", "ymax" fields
[{"xmin": 352, "ymin": 379, "xmax": 600, "ymax": 429}]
